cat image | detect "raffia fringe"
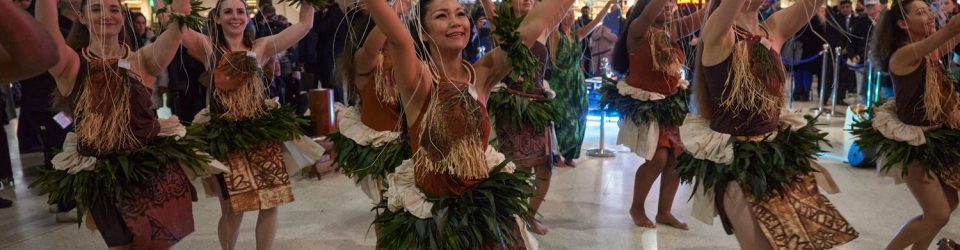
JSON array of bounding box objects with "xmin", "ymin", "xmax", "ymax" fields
[
  {"xmin": 75, "ymin": 77, "xmax": 140, "ymax": 154},
  {"xmin": 649, "ymin": 29, "xmax": 681, "ymax": 78},
  {"xmin": 923, "ymin": 59, "xmax": 959, "ymax": 124},
  {"xmin": 374, "ymin": 63, "xmax": 398, "ymax": 106},
  {"xmin": 216, "ymin": 75, "xmax": 267, "ymax": 121},
  {"xmin": 718, "ymin": 41, "xmax": 783, "ymax": 121},
  {"xmin": 412, "ymin": 136, "xmax": 489, "ymax": 180}
]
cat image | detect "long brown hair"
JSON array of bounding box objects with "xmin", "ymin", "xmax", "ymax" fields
[
  {"xmin": 64, "ymin": 0, "xmax": 133, "ymax": 51},
  {"xmin": 693, "ymin": 0, "xmax": 722, "ymax": 119},
  {"xmin": 871, "ymin": 0, "xmax": 918, "ymax": 72},
  {"xmin": 210, "ymin": 0, "xmax": 256, "ymax": 52}
]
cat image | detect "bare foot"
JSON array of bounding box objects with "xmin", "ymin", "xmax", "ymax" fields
[
  {"xmin": 528, "ymin": 219, "xmax": 550, "ymax": 235},
  {"xmin": 629, "ymin": 208, "xmax": 655, "ymax": 228},
  {"xmin": 557, "ymin": 159, "xmax": 567, "ymax": 168},
  {"xmin": 565, "ymin": 159, "xmax": 576, "ymax": 167},
  {"xmin": 655, "ymin": 214, "xmax": 689, "ymax": 230}
]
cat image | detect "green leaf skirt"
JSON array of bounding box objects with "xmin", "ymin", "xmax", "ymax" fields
[
  {"xmin": 374, "ymin": 163, "xmax": 534, "ymax": 250},
  {"xmin": 327, "ymin": 131, "xmax": 411, "ymax": 183},
  {"xmin": 487, "ymin": 91, "xmax": 560, "ymax": 134},
  {"xmin": 189, "ymin": 105, "xmax": 307, "ymax": 161},
  {"xmin": 599, "ymin": 83, "xmax": 690, "ymax": 127},
  {"xmin": 30, "ymin": 134, "xmax": 211, "ymax": 225},
  {"xmin": 675, "ymin": 115, "xmax": 827, "ymax": 202}
]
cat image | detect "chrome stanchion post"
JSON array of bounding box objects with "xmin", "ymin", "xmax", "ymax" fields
[
  {"xmin": 587, "ymin": 58, "xmax": 616, "ymax": 158},
  {"xmin": 812, "ymin": 44, "xmax": 831, "ymax": 114},
  {"xmin": 830, "ymin": 46, "xmax": 844, "ymax": 116}
]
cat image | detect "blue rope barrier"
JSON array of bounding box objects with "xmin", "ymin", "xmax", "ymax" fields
[
  {"xmin": 840, "ymin": 54, "xmax": 866, "ymax": 69},
  {"xmin": 781, "ymin": 52, "xmax": 823, "ymax": 66}
]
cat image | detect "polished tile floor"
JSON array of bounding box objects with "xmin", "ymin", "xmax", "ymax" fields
[{"xmin": 0, "ymin": 102, "xmax": 958, "ymax": 249}]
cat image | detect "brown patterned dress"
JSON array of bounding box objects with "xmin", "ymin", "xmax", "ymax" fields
[
  {"xmin": 70, "ymin": 47, "xmax": 195, "ymax": 248},
  {"xmin": 211, "ymin": 50, "xmax": 294, "ymax": 213}
]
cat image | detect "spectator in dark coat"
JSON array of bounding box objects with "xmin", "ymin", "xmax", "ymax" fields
[{"xmin": 301, "ymin": 2, "xmax": 347, "ymax": 103}]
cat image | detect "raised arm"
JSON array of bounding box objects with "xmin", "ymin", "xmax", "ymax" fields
[
  {"xmin": 153, "ymin": 0, "xmax": 211, "ymax": 64},
  {"xmin": 135, "ymin": 0, "xmax": 191, "ymax": 77},
  {"xmin": 255, "ymin": 5, "xmax": 315, "ymax": 64},
  {"xmin": 575, "ymin": 1, "xmax": 614, "ymax": 40},
  {"xmin": 890, "ymin": 14, "xmax": 960, "ymax": 75},
  {"xmin": 363, "ymin": 0, "xmax": 422, "ymax": 91},
  {"xmin": 480, "ymin": 0, "xmax": 497, "ymax": 30},
  {"xmin": 354, "ymin": 27, "xmax": 388, "ymax": 76},
  {"xmin": 35, "ymin": 0, "xmax": 81, "ymax": 95},
  {"xmin": 0, "ymin": 1, "xmax": 58, "ymax": 83},
  {"xmin": 669, "ymin": 7, "xmax": 706, "ymax": 40},
  {"xmin": 765, "ymin": 0, "xmax": 827, "ymax": 44},
  {"xmin": 627, "ymin": 0, "xmax": 671, "ymax": 41},
  {"xmin": 700, "ymin": 0, "xmax": 745, "ymax": 66},
  {"xmin": 475, "ymin": 0, "xmax": 576, "ymax": 93}
]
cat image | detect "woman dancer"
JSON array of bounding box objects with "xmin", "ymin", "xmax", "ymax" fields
[
  {"xmin": 30, "ymin": 0, "xmax": 210, "ymax": 248},
  {"xmin": 328, "ymin": 1, "xmax": 411, "ymax": 206},
  {"xmin": 550, "ymin": 1, "xmax": 614, "ymax": 168},
  {"xmin": 675, "ymin": 0, "xmax": 860, "ymax": 247},
  {"xmin": 852, "ymin": 0, "xmax": 960, "ymax": 248},
  {"xmin": 479, "ymin": 0, "xmax": 557, "ymax": 235},
  {"xmin": 364, "ymin": 0, "xmax": 573, "ymax": 247},
  {"xmin": 180, "ymin": 1, "xmax": 314, "ymax": 249},
  {"xmin": 606, "ymin": 0, "xmax": 703, "ymax": 229}
]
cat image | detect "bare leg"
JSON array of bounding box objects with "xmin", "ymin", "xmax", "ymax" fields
[
  {"xmin": 655, "ymin": 151, "xmax": 688, "ymax": 230},
  {"xmin": 885, "ymin": 163, "xmax": 952, "ymax": 250},
  {"xmin": 630, "ymin": 149, "xmax": 668, "ymax": 228},
  {"xmin": 215, "ymin": 181, "xmax": 244, "ymax": 250},
  {"xmin": 909, "ymin": 183, "xmax": 958, "ymax": 250},
  {"xmin": 108, "ymin": 245, "xmax": 131, "ymax": 250},
  {"xmin": 256, "ymin": 208, "xmax": 278, "ymax": 250},
  {"xmin": 723, "ymin": 183, "xmax": 773, "ymax": 250},
  {"xmin": 529, "ymin": 163, "xmax": 553, "ymax": 235}
]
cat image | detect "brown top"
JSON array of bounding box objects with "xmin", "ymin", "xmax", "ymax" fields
[
  {"xmin": 358, "ymin": 54, "xmax": 402, "ymax": 132},
  {"xmin": 209, "ymin": 50, "xmax": 267, "ymax": 121},
  {"xmin": 71, "ymin": 52, "xmax": 159, "ymax": 156},
  {"xmin": 626, "ymin": 29, "xmax": 685, "ymax": 95},
  {"xmin": 500, "ymin": 42, "xmax": 552, "ymax": 100},
  {"xmin": 409, "ymin": 61, "xmax": 490, "ymax": 197},
  {"xmin": 891, "ymin": 61, "xmax": 931, "ymax": 126},
  {"xmin": 702, "ymin": 28, "xmax": 783, "ymax": 136}
]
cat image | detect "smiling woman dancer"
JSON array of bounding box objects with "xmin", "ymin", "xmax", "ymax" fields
[
  {"xmin": 178, "ymin": 1, "xmax": 315, "ymax": 249},
  {"xmin": 363, "ymin": 0, "xmax": 573, "ymax": 247},
  {"xmin": 852, "ymin": 0, "xmax": 960, "ymax": 248},
  {"xmin": 30, "ymin": 0, "xmax": 212, "ymax": 248},
  {"xmin": 674, "ymin": 0, "xmax": 860, "ymax": 247}
]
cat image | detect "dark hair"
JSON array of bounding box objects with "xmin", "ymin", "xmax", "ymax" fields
[
  {"xmin": 337, "ymin": 9, "xmax": 377, "ymax": 104},
  {"xmin": 839, "ymin": 0, "xmax": 853, "ymax": 6},
  {"xmin": 693, "ymin": 0, "xmax": 723, "ymax": 119},
  {"xmin": 65, "ymin": 0, "xmax": 132, "ymax": 50},
  {"xmin": 611, "ymin": 0, "xmax": 653, "ymax": 75},
  {"xmin": 872, "ymin": 0, "xmax": 920, "ymax": 72},
  {"xmin": 125, "ymin": 11, "xmax": 146, "ymax": 50},
  {"xmin": 412, "ymin": 0, "xmax": 472, "ymax": 59},
  {"xmin": 211, "ymin": 0, "xmax": 256, "ymax": 52}
]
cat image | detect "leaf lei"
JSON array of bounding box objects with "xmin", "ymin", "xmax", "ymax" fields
[
  {"xmin": 490, "ymin": 0, "xmax": 540, "ymax": 92},
  {"xmin": 374, "ymin": 162, "xmax": 533, "ymax": 250},
  {"xmin": 675, "ymin": 115, "xmax": 828, "ymax": 202},
  {"xmin": 156, "ymin": 0, "xmax": 210, "ymax": 31}
]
